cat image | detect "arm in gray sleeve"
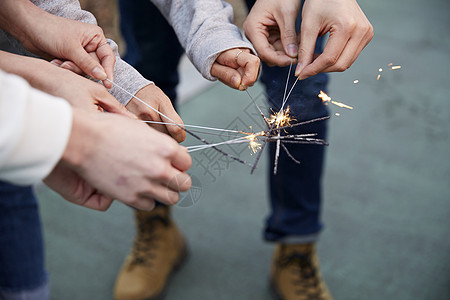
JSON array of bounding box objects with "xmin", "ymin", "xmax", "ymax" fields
[
  {"xmin": 150, "ymin": 0, "xmax": 255, "ymax": 80},
  {"xmin": 17, "ymin": 0, "xmax": 153, "ymax": 105}
]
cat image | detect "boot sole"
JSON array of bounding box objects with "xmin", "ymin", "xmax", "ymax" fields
[{"xmin": 144, "ymin": 240, "xmax": 190, "ymax": 300}]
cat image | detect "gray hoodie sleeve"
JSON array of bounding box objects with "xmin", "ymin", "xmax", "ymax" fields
[
  {"xmin": 150, "ymin": 0, "xmax": 255, "ymax": 81},
  {"xmin": 24, "ymin": 0, "xmax": 153, "ymax": 106}
]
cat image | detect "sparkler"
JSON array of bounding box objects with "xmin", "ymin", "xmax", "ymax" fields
[
  {"xmin": 106, "ymin": 79, "xmax": 252, "ymax": 167},
  {"xmin": 318, "ymin": 90, "xmax": 354, "ymax": 110},
  {"xmin": 102, "ymin": 61, "xmax": 402, "ymax": 178}
]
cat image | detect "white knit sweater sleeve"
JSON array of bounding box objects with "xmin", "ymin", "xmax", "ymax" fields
[
  {"xmin": 0, "ymin": 70, "xmax": 72, "ymax": 185},
  {"xmin": 150, "ymin": 0, "xmax": 255, "ymax": 80}
]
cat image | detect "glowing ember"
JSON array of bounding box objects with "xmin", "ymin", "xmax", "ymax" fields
[
  {"xmin": 377, "ymin": 74, "xmax": 381, "ymax": 80},
  {"xmin": 391, "ymin": 65, "xmax": 401, "ymax": 70},
  {"xmin": 245, "ymin": 133, "xmax": 262, "ymax": 154},
  {"xmin": 388, "ymin": 63, "xmax": 393, "ymax": 66},
  {"xmin": 268, "ymin": 106, "xmax": 294, "ymax": 128},
  {"xmin": 318, "ymin": 90, "xmax": 354, "ymax": 110}
]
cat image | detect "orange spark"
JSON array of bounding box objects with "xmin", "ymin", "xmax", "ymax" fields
[{"xmin": 318, "ymin": 90, "xmax": 353, "ymax": 110}]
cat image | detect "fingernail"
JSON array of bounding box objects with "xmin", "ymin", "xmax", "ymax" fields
[
  {"xmin": 92, "ymin": 67, "xmax": 107, "ymax": 80},
  {"xmin": 239, "ymin": 84, "xmax": 246, "ymax": 91},
  {"xmin": 294, "ymin": 63, "xmax": 302, "ymax": 77},
  {"xmin": 287, "ymin": 44, "xmax": 298, "ymax": 57},
  {"xmin": 231, "ymin": 75, "xmax": 240, "ymax": 88}
]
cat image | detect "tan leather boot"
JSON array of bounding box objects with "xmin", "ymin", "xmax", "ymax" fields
[
  {"xmin": 114, "ymin": 206, "xmax": 188, "ymax": 300},
  {"xmin": 270, "ymin": 243, "xmax": 332, "ymax": 300}
]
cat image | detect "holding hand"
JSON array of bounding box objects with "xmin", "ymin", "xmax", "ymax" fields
[
  {"xmin": 126, "ymin": 84, "xmax": 187, "ymax": 143},
  {"xmin": 45, "ymin": 109, "xmax": 192, "ymax": 211},
  {"xmin": 211, "ymin": 48, "xmax": 260, "ymax": 91},
  {"xmin": 0, "ymin": 51, "xmax": 132, "ymax": 118},
  {"xmin": 244, "ymin": 0, "xmax": 373, "ymax": 79},
  {"xmin": 0, "ymin": 0, "xmax": 115, "ymax": 87}
]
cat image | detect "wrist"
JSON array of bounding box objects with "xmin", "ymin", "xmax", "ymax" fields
[{"xmin": 61, "ymin": 109, "xmax": 100, "ymax": 170}]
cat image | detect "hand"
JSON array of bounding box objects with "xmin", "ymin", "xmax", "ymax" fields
[
  {"xmin": 0, "ymin": 0, "xmax": 115, "ymax": 88},
  {"xmin": 295, "ymin": 0, "xmax": 374, "ymax": 79},
  {"xmin": 44, "ymin": 164, "xmax": 114, "ymax": 211},
  {"xmin": 0, "ymin": 51, "xmax": 132, "ymax": 117},
  {"xmin": 45, "ymin": 109, "xmax": 192, "ymax": 211},
  {"xmin": 126, "ymin": 84, "xmax": 187, "ymax": 143},
  {"xmin": 244, "ymin": 0, "xmax": 302, "ymax": 66},
  {"xmin": 210, "ymin": 48, "xmax": 260, "ymax": 90},
  {"xmin": 244, "ymin": 0, "xmax": 373, "ymax": 79}
]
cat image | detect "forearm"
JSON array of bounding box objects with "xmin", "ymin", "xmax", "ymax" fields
[
  {"xmin": 0, "ymin": 50, "xmax": 63, "ymax": 96},
  {"xmin": 0, "ymin": 0, "xmax": 37, "ymax": 44},
  {"xmin": 31, "ymin": 0, "xmax": 152, "ymax": 104},
  {"xmin": 151, "ymin": 0, "xmax": 255, "ymax": 80}
]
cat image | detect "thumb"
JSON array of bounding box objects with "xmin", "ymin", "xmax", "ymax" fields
[
  {"xmin": 70, "ymin": 46, "xmax": 107, "ymax": 80},
  {"xmin": 277, "ymin": 10, "xmax": 299, "ymax": 58}
]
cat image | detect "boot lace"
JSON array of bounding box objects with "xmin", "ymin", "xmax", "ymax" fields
[
  {"xmin": 129, "ymin": 215, "xmax": 169, "ymax": 267},
  {"xmin": 278, "ymin": 250, "xmax": 323, "ymax": 299}
]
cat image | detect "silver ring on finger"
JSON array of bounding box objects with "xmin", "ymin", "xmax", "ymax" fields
[{"xmin": 235, "ymin": 50, "xmax": 244, "ymax": 65}]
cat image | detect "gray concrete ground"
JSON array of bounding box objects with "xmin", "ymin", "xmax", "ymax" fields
[{"xmin": 34, "ymin": 0, "xmax": 450, "ymax": 299}]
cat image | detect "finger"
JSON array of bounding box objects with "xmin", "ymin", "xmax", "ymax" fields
[
  {"xmin": 170, "ymin": 146, "xmax": 192, "ymax": 172},
  {"xmin": 50, "ymin": 59, "xmax": 63, "ymax": 66},
  {"xmin": 96, "ymin": 40, "xmax": 115, "ymax": 89},
  {"xmin": 295, "ymin": 17, "xmax": 321, "ymax": 76},
  {"xmin": 276, "ymin": 8, "xmax": 300, "ymax": 58},
  {"xmin": 70, "ymin": 45, "xmax": 107, "ymax": 81},
  {"xmin": 161, "ymin": 113, "xmax": 186, "ymax": 143},
  {"xmin": 244, "ymin": 25, "xmax": 291, "ymax": 66},
  {"xmin": 157, "ymin": 98, "xmax": 186, "ymax": 143},
  {"xmin": 211, "ymin": 63, "xmax": 242, "ymax": 89},
  {"xmin": 236, "ymin": 52, "xmax": 261, "ymax": 90},
  {"xmin": 59, "ymin": 61, "xmax": 84, "ymax": 75},
  {"xmin": 97, "ymin": 91, "xmax": 137, "ymax": 119},
  {"xmin": 320, "ymin": 29, "xmax": 369, "ymax": 73},
  {"xmin": 131, "ymin": 195, "xmax": 156, "ymax": 211},
  {"xmin": 81, "ymin": 194, "xmax": 113, "ymax": 211},
  {"xmin": 138, "ymin": 184, "xmax": 180, "ymax": 206},
  {"xmin": 166, "ymin": 172, "xmax": 192, "ymax": 192},
  {"xmin": 298, "ymin": 28, "xmax": 350, "ymax": 79}
]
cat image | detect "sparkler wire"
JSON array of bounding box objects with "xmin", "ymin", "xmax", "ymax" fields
[{"xmin": 106, "ymin": 79, "xmax": 252, "ymax": 167}]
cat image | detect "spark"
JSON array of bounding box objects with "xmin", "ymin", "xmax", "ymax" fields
[
  {"xmin": 335, "ymin": 113, "xmax": 341, "ymax": 116},
  {"xmin": 106, "ymin": 79, "xmax": 252, "ymax": 166},
  {"xmin": 245, "ymin": 133, "xmax": 263, "ymax": 154},
  {"xmin": 377, "ymin": 74, "xmax": 381, "ymax": 80},
  {"xmin": 318, "ymin": 91, "xmax": 353, "ymax": 110},
  {"xmin": 353, "ymin": 80, "xmax": 359, "ymax": 84},
  {"xmin": 388, "ymin": 63, "xmax": 393, "ymax": 66},
  {"xmin": 268, "ymin": 106, "xmax": 295, "ymax": 128},
  {"xmin": 391, "ymin": 65, "xmax": 401, "ymax": 70},
  {"xmin": 379, "ymin": 68, "xmax": 383, "ymax": 72}
]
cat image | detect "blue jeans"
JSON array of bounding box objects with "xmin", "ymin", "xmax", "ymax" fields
[
  {"xmin": 0, "ymin": 181, "xmax": 49, "ymax": 300},
  {"xmin": 119, "ymin": 0, "xmax": 328, "ymax": 243}
]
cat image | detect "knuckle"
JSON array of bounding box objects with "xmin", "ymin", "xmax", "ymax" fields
[
  {"xmin": 282, "ymin": 29, "xmax": 297, "ymax": 40},
  {"xmin": 334, "ymin": 63, "xmax": 349, "ymax": 72},
  {"xmin": 322, "ymin": 54, "xmax": 339, "ymax": 66},
  {"xmin": 367, "ymin": 24, "xmax": 375, "ymax": 39}
]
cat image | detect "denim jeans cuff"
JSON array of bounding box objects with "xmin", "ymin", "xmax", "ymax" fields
[
  {"xmin": 0, "ymin": 280, "xmax": 49, "ymax": 300},
  {"xmin": 276, "ymin": 233, "xmax": 320, "ymax": 245}
]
